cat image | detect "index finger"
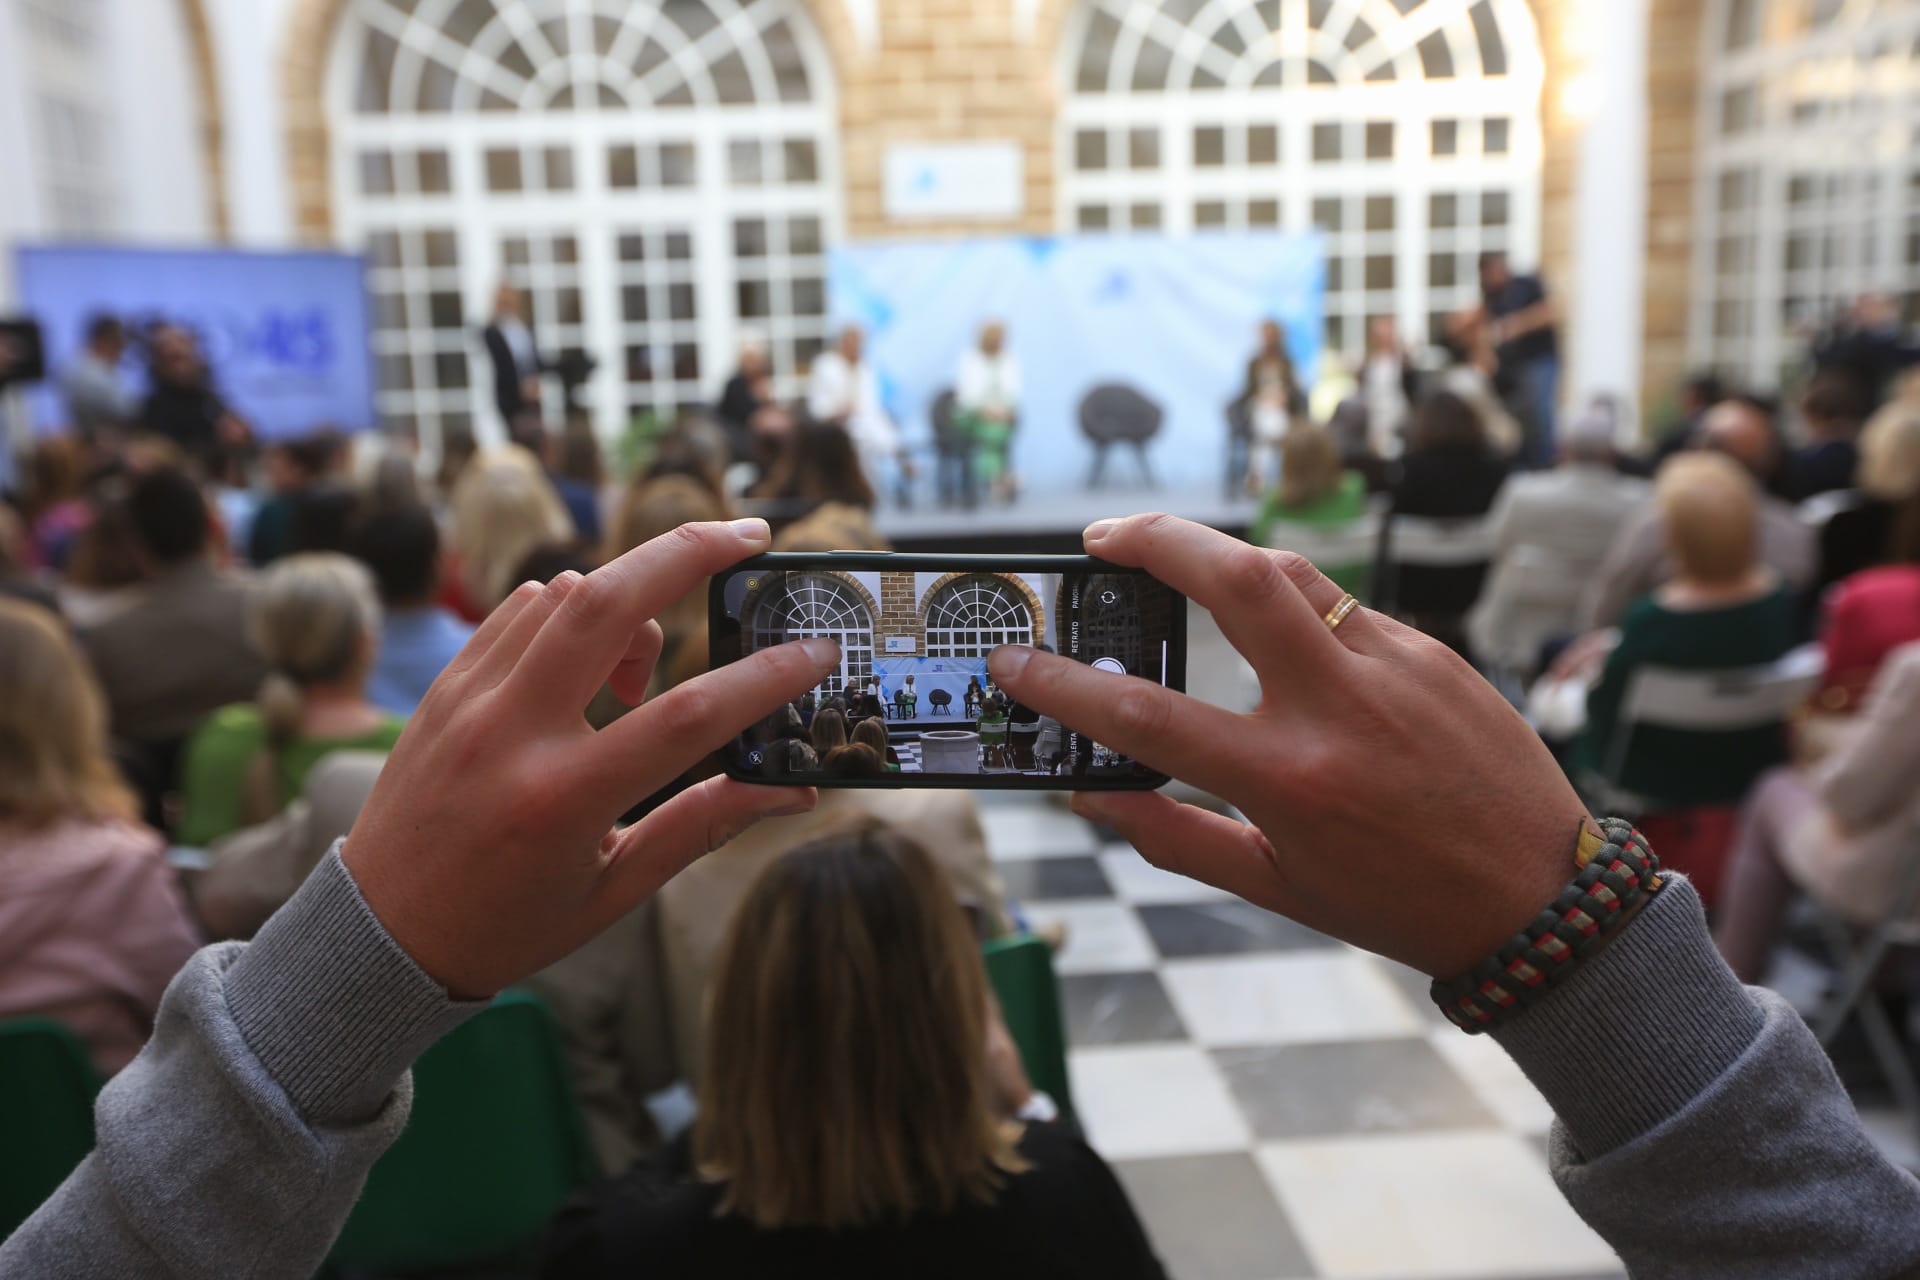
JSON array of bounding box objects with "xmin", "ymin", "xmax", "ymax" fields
[
  {"xmin": 510, "ymin": 518, "xmax": 770, "ymax": 710},
  {"xmin": 986, "ymin": 645, "xmax": 1255, "ymax": 801}
]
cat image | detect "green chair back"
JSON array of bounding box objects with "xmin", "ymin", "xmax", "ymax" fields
[
  {"xmin": 982, "ymin": 934, "xmax": 1076, "ymax": 1125},
  {"xmin": 328, "ymin": 989, "xmax": 596, "ymax": 1273},
  {"xmin": 0, "ymin": 1019, "xmax": 100, "ymax": 1240}
]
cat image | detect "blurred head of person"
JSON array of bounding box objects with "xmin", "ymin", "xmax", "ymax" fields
[
  {"xmin": 643, "ymin": 418, "xmax": 733, "ymax": 504},
  {"xmin": 1681, "ymin": 372, "xmax": 1727, "ymax": 420},
  {"xmin": 756, "ymin": 422, "xmax": 875, "ymax": 511},
  {"xmin": 1477, "ymin": 249, "xmax": 1512, "ymax": 294},
  {"xmin": 264, "ymin": 434, "xmax": 335, "ymax": 496},
  {"xmin": 978, "ymin": 322, "xmax": 1007, "ymax": 357},
  {"xmin": 510, "ymin": 543, "xmax": 596, "ymax": 588},
  {"xmin": 244, "ymin": 553, "xmax": 383, "ymax": 818},
  {"xmin": 363, "ymin": 452, "xmax": 423, "ymax": 512},
  {"xmin": 1699, "ymin": 397, "xmax": 1782, "ymax": 484},
  {"xmin": 1276, "ymin": 423, "xmax": 1345, "ymax": 509},
  {"xmin": 695, "ymin": 821, "xmax": 1025, "ymax": 1227},
  {"xmin": 346, "ymin": 503, "xmax": 441, "ymax": 611},
  {"xmin": 1560, "ymin": 399, "xmax": 1621, "ymax": 466},
  {"xmin": 851, "ymin": 716, "xmax": 891, "ymax": 759},
  {"xmin": 555, "ymin": 421, "xmax": 605, "ymax": 490},
  {"xmin": 126, "ymin": 466, "xmax": 211, "ymax": 571},
  {"xmin": 809, "ymin": 707, "xmax": 848, "ymax": 757},
  {"xmin": 26, "ymin": 437, "xmax": 91, "ymax": 520},
  {"xmin": 1800, "ymin": 373, "xmax": 1868, "ymax": 443},
  {"xmin": 435, "ymin": 424, "xmax": 478, "ymax": 505},
  {"xmin": 604, "ymin": 473, "xmax": 730, "ymax": 643},
  {"xmin": 1857, "ymin": 397, "xmax": 1920, "ymax": 503},
  {"xmin": 737, "ymin": 337, "xmax": 769, "ymax": 379},
  {"xmin": 760, "ymin": 736, "xmax": 818, "ymax": 777},
  {"xmin": 447, "ymin": 445, "xmax": 576, "ymax": 611},
  {"xmin": 493, "ymin": 284, "xmax": 525, "ymax": 321},
  {"xmin": 83, "ymin": 314, "xmax": 126, "ymax": 363},
  {"xmin": 1656, "ymin": 452, "xmax": 1761, "ymax": 590},
  {"xmin": 1365, "ymin": 315, "xmax": 1400, "ymax": 357},
  {"xmin": 0, "ymin": 598, "xmax": 136, "ymax": 829},
  {"xmin": 1408, "ymin": 390, "xmax": 1489, "ymax": 454},
  {"xmin": 822, "ymin": 742, "xmax": 885, "ymax": 779},
  {"xmin": 838, "ymin": 325, "xmax": 865, "ymax": 363},
  {"xmin": 771, "ymin": 501, "xmax": 889, "ymax": 553},
  {"xmin": 148, "ymin": 324, "xmax": 205, "ymax": 390}
]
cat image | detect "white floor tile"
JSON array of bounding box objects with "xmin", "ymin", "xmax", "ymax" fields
[
  {"xmin": 1024, "ymin": 900, "xmax": 1159, "ymax": 974},
  {"xmin": 1424, "ymin": 1024, "xmax": 1558, "ymax": 1136},
  {"xmin": 982, "ymin": 801, "xmax": 1100, "ymax": 862},
  {"xmin": 1161, "ymin": 952, "xmax": 1423, "ymax": 1047},
  {"xmin": 1071, "ymin": 1044, "xmax": 1252, "ymax": 1159},
  {"xmin": 1255, "ymin": 1132, "xmax": 1620, "ymax": 1278},
  {"xmin": 1098, "ymin": 847, "xmax": 1235, "ymax": 905}
]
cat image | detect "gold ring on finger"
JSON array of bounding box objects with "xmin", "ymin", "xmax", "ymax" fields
[{"xmin": 1323, "ymin": 593, "xmax": 1359, "ymax": 632}]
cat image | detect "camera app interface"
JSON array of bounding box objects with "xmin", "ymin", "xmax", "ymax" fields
[{"xmin": 719, "ymin": 567, "xmax": 1178, "ymax": 782}]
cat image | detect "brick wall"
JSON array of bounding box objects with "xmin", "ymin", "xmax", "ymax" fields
[
  {"xmin": 1642, "ymin": 0, "xmax": 1709, "ymax": 417},
  {"xmin": 878, "ymin": 571, "xmax": 926, "ymax": 650}
]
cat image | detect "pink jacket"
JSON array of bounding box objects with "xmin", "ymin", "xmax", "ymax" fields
[{"xmin": 0, "ymin": 818, "xmax": 203, "ymax": 1076}]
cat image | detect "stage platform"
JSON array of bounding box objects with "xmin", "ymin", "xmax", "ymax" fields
[{"xmin": 873, "ymin": 484, "xmax": 1257, "ymax": 553}]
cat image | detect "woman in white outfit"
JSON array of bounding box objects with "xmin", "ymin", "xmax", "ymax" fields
[{"xmin": 808, "ymin": 325, "xmax": 909, "ymax": 503}]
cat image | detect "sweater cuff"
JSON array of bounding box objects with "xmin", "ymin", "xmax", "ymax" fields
[
  {"xmin": 223, "ymin": 841, "xmax": 486, "ymax": 1126},
  {"xmin": 1490, "ymin": 875, "xmax": 1764, "ymax": 1159}
]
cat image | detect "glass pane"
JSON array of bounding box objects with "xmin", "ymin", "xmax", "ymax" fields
[
  {"xmin": 1365, "ymin": 121, "xmax": 1394, "ymax": 160},
  {"xmin": 1194, "ymin": 126, "xmax": 1225, "ymax": 167},
  {"xmin": 1195, "ymin": 200, "xmax": 1229, "ymax": 227},
  {"xmin": 1430, "ymin": 193, "xmax": 1458, "ymax": 229},
  {"xmin": 1484, "ymin": 118, "xmax": 1510, "ymax": 155},
  {"xmin": 1129, "ymin": 127, "xmax": 1160, "ymax": 170},
  {"xmin": 1078, "ymin": 205, "xmax": 1110, "ymax": 230},
  {"xmin": 609, "ymin": 144, "xmax": 638, "ymax": 190},
  {"xmin": 1248, "ymin": 198, "xmax": 1279, "ymax": 227},
  {"xmin": 735, "ymin": 218, "xmax": 768, "ymax": 258},
  {"xmin": 1312, "ymin": 123, "xmax": 1342, "ymax": 163},
  {"xmin": 665, "ymin": 232, "xmax": 692, "ymax": 261},
  {"xmin": 1364, "ymin": 255, "xmax": 1394, "ymax": 289},
  {"xmin": 359, "ymin": 150, "xmax": 395, "ymax": 196},
  {"xmin": 424, "ymin": 229, "xmax": 458, "ymax": 268},
  {"xmin": 668, "ymin": 284, "xmax": 696, "ymax": 321},
  {"xmin": 543, "ymin": 146, "xmax": 574, "ymax": 192},
  {"xmin": 789, "ymin": 216, "xmax": 823, "ymax": 256},
  {"xmin": 660, "ymin": 143, "xmax": 695, "ymax": 187},
  {"xmin": 1248, "ymin": 124, "xmax": 1278, "ymax": 165},
  {"xmin": 1431, "ymin": 119, "xmax": 1459, "ymax": 157},
  {"xmin": 1131, "ymin": 203, "xmax": 1162, "ymax": 229},
  {"xmin": 729, "ymin": 141, "xmax": 763, "ymax": 185},
  {"xmin": 1312, "ymin": 197, "xmax": 1343, "ymax": 231},
  {"xmin": 737, "ymin": 278, "xmax": 772, "ymax": 319},
  {"xmin": 783, "ymin": 138, "xmax": 818, "ymax": 184},
  {"xmin": 1482, "ymin": 190, "xmax": 1510, "ymax": 227},
  {"xmin": 485, "ymin": 148, "xmax": 522, "ymax": 193},
  {"xmin": 793, "ymin": 277, "xmax": 825, "ymax": 315},
  {"xmin": 1076, "ymin": 129, "xmax": 1108, "ymax": 171},
  {"xmin": 1365, "ymin": 195, "xmax": 1394, "ymax": 231},
  {"xmin": 416, "ymin": 149, "xmax": 451, "ymax": 194}
]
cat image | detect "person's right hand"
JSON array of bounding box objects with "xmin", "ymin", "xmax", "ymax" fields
[
  {"xmin": 343, "ymin": 519, "xmax": 840, "ymax": 999},
  {"xmin": 988, "ymin": 514, "xmax": 1593, "ymax": 980}
]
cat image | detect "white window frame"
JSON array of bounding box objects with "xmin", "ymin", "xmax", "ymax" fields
[
  {"xmin": 748, "ymin": 572, "xmax": 874, "ymax": 696},
  {"xmin": 924, "ymin": 575, "xmax": 1036, "ymax": 658},
  {"xmin": 327, "ymin": 0, "xmax": 843, "ymax": 457},
  {"xmin": 1690, "ymin": 0, "xmax": 1920, "ymax": 390},
  {"xmin": 1057, "ymin": 0, "xmax": 1544, "ymax": 364}
]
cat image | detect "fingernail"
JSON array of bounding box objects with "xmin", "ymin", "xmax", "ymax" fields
[
  {"xmin": 799, "ymin": 637, "xmax": 840, "ymax": 667},
  {"xmin": 988, "ymin": 644, "xmax": 1032, "ymax": 681},
  {"xmin": 730, "ymin": 517, "xmax": 770, "ymax": 540},
  {"xmin": 1085, "ymin": 518, "xmax": 1123, "ymax": 542}
]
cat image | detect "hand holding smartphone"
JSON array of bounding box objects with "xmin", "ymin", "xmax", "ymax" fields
[{"xmin": 709, "ymin": 553, "xmax": 1186, "ymax": 789}]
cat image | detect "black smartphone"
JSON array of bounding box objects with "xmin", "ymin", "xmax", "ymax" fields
[{"xmin": 709, "ymin": 553, "xmax": 1186, "ymax": 790}]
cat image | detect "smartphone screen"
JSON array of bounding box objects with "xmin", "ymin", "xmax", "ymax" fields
[{"xmin": 709, "ymin": 554, "xmax": 1185, "ymax": 790}]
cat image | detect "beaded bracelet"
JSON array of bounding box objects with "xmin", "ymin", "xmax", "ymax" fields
[{"xmin": 1430, "ymin": 818, "xmax": 1663, "ymax": 1034}]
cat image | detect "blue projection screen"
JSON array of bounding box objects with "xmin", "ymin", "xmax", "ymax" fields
[
  {"xmin": 15, "ymin": 244, "xmax": 377, "ymax": 440},
  {"xmin": 828, "ymin": 233, "xmax": 1325, "ymax": 494}
]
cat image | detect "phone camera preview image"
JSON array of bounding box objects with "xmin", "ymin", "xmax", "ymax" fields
[{"xmin": 715, "ymin": 563, "xmax": 1179, "ymax": 787}]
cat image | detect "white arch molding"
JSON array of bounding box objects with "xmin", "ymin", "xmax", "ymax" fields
[
  {"xmin": 326, "ymin": 0, "xmax": 844, "ymax": 454},
  {"xmin": 1057, "ymin": 0, "xmax": 1545, "ymax": 363},
  {"xmin": 924, "ymin": 575, "xmax": 1036, "ymax": 657},
  {"xmin": 1690, "ymin": 0, "xmax": 1920, "ymax": 390},
  {"xmin": 748, "ymin": 572, "xmax": 874, "ymax": 695}
]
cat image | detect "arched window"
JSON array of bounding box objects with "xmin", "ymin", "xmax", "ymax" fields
[
  {"xmin": 749, "ymin": 572, "xmax": 872, "ymax": 695},
  {"xmin": 1693, "ymin": 0, "xmax": 1920, "ymax": 389},
  {"xmin": 924, "ymin": 575, "xmax": 1035, "ymax": 657},
  {"xmin": 329, "ymin": 0, "xmax": 838, "ymax": 454},
  {"xmin": 1059, "ymin": 0, "xmax": 1543, "ymax": 360}
]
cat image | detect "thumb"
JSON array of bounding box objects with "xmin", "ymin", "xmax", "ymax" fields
[{"xmin": 593, "ymin": 777, "xmax": 817, "ymax": 924}]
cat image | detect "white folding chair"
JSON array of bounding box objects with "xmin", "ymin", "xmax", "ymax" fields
[
  {"xmin": 1371, "ymin": 514, "xmax": 1496, "ymax": 619},
  {"xmin": 1811, "ymin": 827, "xmax": 1920, "ymax": 1139},
  {"xmin": 1588, "ymin": 645, "xmax": 1826, "ymax": 814},
  {"xmin": 1257, "ymin": 509, "xmax": 1381, "ymax": 578},
  {"xmin": 1796, "ymin": 488, "xmax": 1866, "ymax": 530}
]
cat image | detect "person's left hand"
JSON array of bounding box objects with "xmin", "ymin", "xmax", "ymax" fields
[{"xmin": 343, "ymin": 519, "xmax": 839, "ymax": 998}]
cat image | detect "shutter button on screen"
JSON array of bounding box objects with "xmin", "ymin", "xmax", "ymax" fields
[{"xmin": 1091, "ymin": 657, "xmax": 1126, "ymax": 675}]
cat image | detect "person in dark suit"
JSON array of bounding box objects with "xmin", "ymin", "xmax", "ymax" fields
[{"xmin": 482, "ymin": 285, "xmax": 548, "ymax": 432}]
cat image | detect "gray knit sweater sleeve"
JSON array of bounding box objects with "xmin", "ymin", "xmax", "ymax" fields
[
  {"xmin": 1494, "ymin": 876, "xmax": 1920, "ymax": 1278},
  {"xmin": 0, "ymin": 845, "xmax": 482, "ymax": 1280}
]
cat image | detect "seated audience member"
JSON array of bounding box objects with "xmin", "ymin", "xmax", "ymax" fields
[
  {"xmin": 758, "ymin": 738, "xmax": 818, "ymax": 779},
  {"xmin": 1380, "ymin": 391, "xmax": 1510, "ymax": 650},
  {"xmin": 345, "ymin": 504, "xmax": 473, "ymax": 716},
  {"xmin": 22, "ymin": 437, "xmax": 93, "ymax": 573},
  {"xmin": 248, "ymin": 434, "xmax": 335, "ymax": 566},
  {"xmin": 1715, "ymin": 639, "xmax": 1920, "ymax": 983},
  {"xmin": 176, "ymin": 554, "xmax": 404, "ymax": 847},
  {"xmin": 1574, "ymin": 453, "xmax": 1798, "ymax": 808},
  {"xmin": 0, "ymin": 504, "xmax": 61, "ymax": 616},
  {"xmin": 771, "ymin": 500, "xmax": 889, "ymax": 553},
  {"xmin": 823, "ymin": 742, "xmax": 886, "ymax": 779},
  {"xmin": 548, "ymin": 421, "xmax": 607, "ymax": 547},
  {"xmin": 808, "ymin": 707, "xmax": 849, "ymax": 758},
  {"xmin": 0, "ymin": 599, "xmax": 201, "ymax": 1076},
  {"xmin": 77, "ymin": 467, "xmax": 268, "ymax": 748},
  {"xmin": 1781, "ymin": 373, "xmax": 1868, "ymax": 503},
  {"xmin": 1580, "ymin": 397, "xmax": 1815, "ymax": 629},
  {"xmin": 1468, "ymin": 402, "xmax": 1650, "ymax": 672},
  {"xmin": 55, "ymin": 474, "xmax": 148, "ymax": 627},
  {"xmin": 750, "ymin": 420, "xmax": 877, "ymax": 516},
  {"xmin": 1248, "ymin": 422, "xmax": 1368, "ymax": 550},
  {"xmin": 1634, "ymin": 371, "xmax": 1725, "ymax": 476},
  {"xmin": 441, "ymin": 445, "xmax": 577, "ymax": 623},
  {"xmin": 1813, "ymin": 490, "xmax": 1920, "ymax": 711},
  {"xmin": 544, "ymin": 823, "xmax": 1164, "ymax": 1280},
  {"xmin": 851, "ymin": 715, "xmax": 900, "ymax": 771},
  {"xmin": 1811, "ymin": 391, "xmax": 1920, "ymax": 601}
]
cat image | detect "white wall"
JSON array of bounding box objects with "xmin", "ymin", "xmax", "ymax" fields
[
  {"xmin": 206, "ymin": 0, "xmax": 300, "ymax": 244},
  {"xmin": 109, "ymin": 0, "xmax": 214, "ymax": 243}
]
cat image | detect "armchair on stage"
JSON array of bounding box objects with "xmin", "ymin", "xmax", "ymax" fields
[{"xmin": 1078, "ymin": 383, "xmax": 1163, "ymax": 490}]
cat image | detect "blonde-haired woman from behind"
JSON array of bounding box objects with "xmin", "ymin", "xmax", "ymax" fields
[
  {"xmin": 0, "ymin": 599, "xmax": 202, "ymax": 1077},
  {"xmin": 176, "ymin": 554, "xmax": 404, "ymax": 847},
  {"xmin": 442, "ymin": 444, "xmax": 576, "ymax": 623}
]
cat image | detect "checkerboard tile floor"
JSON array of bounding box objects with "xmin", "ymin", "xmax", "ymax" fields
[{"xmin": 985, "ymin": 793, "xmax": 1634, "ymax": 1280}]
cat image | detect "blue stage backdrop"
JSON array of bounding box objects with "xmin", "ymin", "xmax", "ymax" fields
[
  {"xmin": 15, "ymin": 244, "xmax": 376, "ymax": 440},
  {"xmin": 828, "ymin": 233, "xmax": 1324, "ymax": 493}
]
